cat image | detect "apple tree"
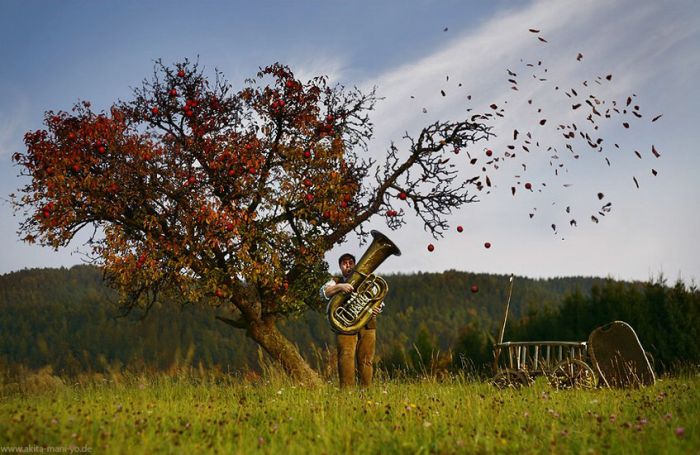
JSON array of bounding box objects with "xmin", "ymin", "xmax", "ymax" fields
[{"xmin": 12, "ymin": 60, "xmax": 491, "ymax": 384}]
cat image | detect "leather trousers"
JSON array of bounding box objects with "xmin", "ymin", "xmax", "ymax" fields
[{"xmin": 337, "ymin": 323, "xmax": 376, "ymax": 388}]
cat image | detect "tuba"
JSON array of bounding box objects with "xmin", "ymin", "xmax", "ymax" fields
[{"xmin": 327, "ymin": 230, "xmax": 401, "ymax": 334}]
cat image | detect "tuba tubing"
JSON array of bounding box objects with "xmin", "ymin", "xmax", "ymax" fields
[{"xmin": 327, "ymin": 230, "xmax": 401, "ymax": 334}]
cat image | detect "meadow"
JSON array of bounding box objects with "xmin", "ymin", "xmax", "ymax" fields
[{"xmin": 1, "ymin": 369, "xmax": 697, "ymax": 454}]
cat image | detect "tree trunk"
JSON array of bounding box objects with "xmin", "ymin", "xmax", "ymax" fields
[{"xmin": 246, "ymin": 316, "xmax": 322, "ymax": 386}]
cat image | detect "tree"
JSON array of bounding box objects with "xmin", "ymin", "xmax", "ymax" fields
[{"xmin": 12, "ymin": 60, "xmax": 492, "ymax": 384}]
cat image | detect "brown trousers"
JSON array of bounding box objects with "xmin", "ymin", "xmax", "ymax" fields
[{"xmin": 337, "ymin": 323, "xmax": 376, "ymax": 388}]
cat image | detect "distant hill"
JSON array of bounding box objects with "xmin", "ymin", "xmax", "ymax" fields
[{"xmin": 1, "ymin": 265, "xmax": 696, "ymax": 377}]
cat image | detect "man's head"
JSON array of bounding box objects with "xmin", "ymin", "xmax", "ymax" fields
[{"xmin": 338, "ymin": 253, "xmax": 356, "ymax": 279}]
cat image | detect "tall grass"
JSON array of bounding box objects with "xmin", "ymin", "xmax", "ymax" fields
[{"xmin": 0, "ymin": 370, "xmax": 697, "ymax": 454}]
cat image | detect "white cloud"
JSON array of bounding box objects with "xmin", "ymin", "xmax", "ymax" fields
[{"xmin": 324, "ymin": 0, "xmax": 700, "ymax": 283}]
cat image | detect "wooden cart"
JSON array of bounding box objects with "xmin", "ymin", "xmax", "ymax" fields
[{"xmin": 490, "ymin": 277, "xmax": 597, "ymax": 389}]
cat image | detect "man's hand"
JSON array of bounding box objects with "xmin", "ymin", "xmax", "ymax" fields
[{"xmin": 336, "ymin": 283, "xmax": 354, "ymax": 294}]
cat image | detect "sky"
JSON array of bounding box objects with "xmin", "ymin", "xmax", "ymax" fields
[{"xmin": 0, "ymin": 0, "xmax": 698, "ymax": 284}]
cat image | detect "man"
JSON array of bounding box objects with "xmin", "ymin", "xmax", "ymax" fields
[{"xmin": 320, "ymin": 253, "xmax": 382, "ymax": 388}]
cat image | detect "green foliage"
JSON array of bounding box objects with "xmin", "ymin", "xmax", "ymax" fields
[
  {"xmin": 1, "ymin": 266, "xmax": 698, "ymax": 379},
  {"xmin": 0, "ymin": 374, "xmax": 698, "ymax": 453},
  {"xmin": 511, "ymin": 277, "xmax": 700, "ymax": 374}
]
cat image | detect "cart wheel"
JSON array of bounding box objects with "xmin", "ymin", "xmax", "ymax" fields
[
  {"xmin": 549, "ymin": 359, "xmax": 598, "ymax": 390},
  {"xmin": 490, "ymin": 370, "xmax": 532, "ymax": 389}
]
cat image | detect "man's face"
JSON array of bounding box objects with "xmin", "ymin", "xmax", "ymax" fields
[{"xmin": 339, "ymin": 257, "xmax": 355, "ymax": 279}]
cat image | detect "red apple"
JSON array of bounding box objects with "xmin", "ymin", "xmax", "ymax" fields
[
  {"xmin": 188, "ymin": 176, "xmax": 196, "ymax": 184},
  {"xmin": 303, "ymin": 178, "xmax": 313, "ymax": 187},
  {"xmin": 326, "ymin": 114, "xmax": 334, "ymax": 123},
  {"xmin": 399, "ymin": 192, "xmax": 407, "ymax": 200},
  {"xmin": 484, "ymin": 242, "xmax": 491, "ymax": 249},
  {"xmin": 427, "ymin": 244, "xmax": 435, "ymax": 252},
  {"xmin": 303, "ymin": 150, "xmax": 312, "ymax": 159},
  {"xmin": 470, "ymin": 284, "xmax": 479, "ymax": 293},
  {"xmin": 98, "ymin": 145, "xmax": 106, "ymax": 154},
  {"xmin": 151, "ymin": 107, "xmax": 159, "ymax": 115},
  {"xmin": 285, "ymin": 80, "xmax": 294, "ymax": 88},
  {"xmin": 525, "ymin": 182, "xmax": 532, "ymax": 190},
  {"xmin": 177, "ymin": 69, "xmax": 185, "ymax": 78},
  {"xmin": 485, "ymin": 149, "xmax": 493, "ymax": 157},
  {"xmin": 228, "ymin": 169, "xmax": 236, "ymax": 176},
  {"xmin": 457, "ymin": 225, "xmax": 464, "ymax": 233},
  {"xmin": 169, "ymin": 88, "xmax": 177, "ymax": 97},
  {"xmin": 305, "ymin": 193, "xmax": 314, "ymax": 202}
]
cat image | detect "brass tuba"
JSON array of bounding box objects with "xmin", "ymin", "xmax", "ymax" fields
[{"xmin": 327, "ymin": 230, "xmax": 401, "ymax": 334}]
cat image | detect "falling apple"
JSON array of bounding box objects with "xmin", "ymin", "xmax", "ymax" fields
[
  {"xmin": 427, "ymin": 244, "xmax": 435, "ymax": 252},
  {"xmin": 457, "ymin": 225, "xmax": 464, "ymax": 233},
  {"xmin": 484, "ymin": 242, "xmax": 491, "ymax": 249},
  {"xmin": 470, "ymin": 284, "xmax": 479, "ymax": 293}
]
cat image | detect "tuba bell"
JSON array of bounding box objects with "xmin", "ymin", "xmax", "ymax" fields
[{"xmin": 327, "ymin": 230, "xmax": 401, "ymax": 334}]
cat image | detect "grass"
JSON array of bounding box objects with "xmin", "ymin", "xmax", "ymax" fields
[{"xmin": 0, "ymin": 371, "xmax": 697, "ymax": 454}]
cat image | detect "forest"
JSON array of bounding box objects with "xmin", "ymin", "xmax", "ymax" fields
[{"xmin": 1, "ymin": 265, "xmax": 697, "ymax": 378}]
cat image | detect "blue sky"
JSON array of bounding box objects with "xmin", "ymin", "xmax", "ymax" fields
[{"xmin": 1, "ymin": 0, "xmax": 698, "ymax": 284}]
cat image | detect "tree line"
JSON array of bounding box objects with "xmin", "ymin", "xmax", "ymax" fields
[{"xmin": 1, "ymin": 266, "xmax": 697, "ymax": 378}]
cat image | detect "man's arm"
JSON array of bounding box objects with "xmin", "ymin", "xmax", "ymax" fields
[{"xmin": 320, "ymin": 279, "xmax": 354, "ymax": 300}]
